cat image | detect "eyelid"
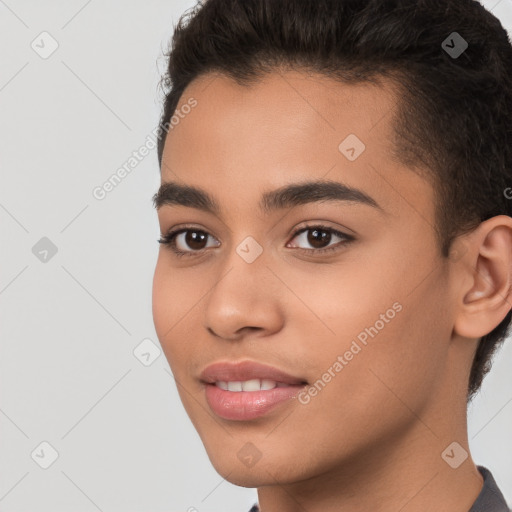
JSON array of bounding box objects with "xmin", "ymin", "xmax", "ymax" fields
[
  {"xmin": 291, "ymin": 219, "xmax": 356, "ymax": 238},
  {"xmin": 286, "ymin": 223, "xmax": 355, "ymax": 252},
  {"xmin": 158, "ymin": 223, "xmax": 220, "ymax": 258},
  {"xmin": 158, "ymin": 222, "xmax": 355, "ymax": 257}
]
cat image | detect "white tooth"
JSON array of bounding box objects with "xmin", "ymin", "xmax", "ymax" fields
[
  {"xmin": 261, "ymin": 379, "xmax": 277, "ymax": 390},
  {"xmin": 227, "ymin": 381, "xmax": 243, "ymax": 392},
  {"xmin": 242, "ymin": 379, "xmax": 261, "ymax": 391},
  {"xmin": 216, "ymin": 381, "xmax": 229, "ymax": 390}
]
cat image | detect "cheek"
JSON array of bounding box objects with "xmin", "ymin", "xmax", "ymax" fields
[
  {"xmin": 152, "ymin": 254, "xmax": 201, "ymax": 334},
  {"xmin": 151, "ymin": 256, "xmax": 193, "ymax": 364},
  {"xmin": 152, "ymin": 257, "xmax": 171, "ymax": 339},
  {"xmin": 285, "ymin": 251, "xmax": 450, "ymax": 407},
  {"xmin": 280, "ymin": 258, "xmax": 401, "ymax": 349}
]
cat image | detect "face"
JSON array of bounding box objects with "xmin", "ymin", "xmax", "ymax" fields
[{"xmin": 152, "ymin": 70, "xmax": 458, "ymax": 487}]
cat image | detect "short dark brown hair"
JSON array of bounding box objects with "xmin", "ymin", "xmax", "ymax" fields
[{"xmin": 156, "ymin": 0, "xmax": 512, "ymax": 402}]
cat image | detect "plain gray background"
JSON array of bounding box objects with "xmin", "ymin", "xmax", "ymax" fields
[{"xmin": 0, "ymin": 1, "xmax": 511, "ymax": 510}]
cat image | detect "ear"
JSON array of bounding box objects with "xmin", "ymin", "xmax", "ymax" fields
[{"xmin": 453, "ymin": 215, "xmax": 512, "ymax": 339}]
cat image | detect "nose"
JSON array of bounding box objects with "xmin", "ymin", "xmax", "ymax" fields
[{"xmin": 203, "ymin": 247, "xmax": 285, "ymax": 341}]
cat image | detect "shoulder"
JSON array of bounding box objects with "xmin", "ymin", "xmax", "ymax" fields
[{"xmin": 469, "ymin": 466, "xmax": 510, "ymax": 512}]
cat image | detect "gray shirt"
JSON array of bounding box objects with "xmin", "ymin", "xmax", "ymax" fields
[
  {"xmin": 469, "ymin": 466, "xmax": 510, "ymax": 512},
  {"xmin": 248, "ymin": 466, "xmax": 510, "ymax": 512}
]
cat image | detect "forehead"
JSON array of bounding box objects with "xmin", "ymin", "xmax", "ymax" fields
[
  {"xmin": 167, "ymin": 70, "xmax": 398, "ymax": 159},
  {"xmin": 161, "ymin": 70, "xmax": 434, "ymax": 223}
]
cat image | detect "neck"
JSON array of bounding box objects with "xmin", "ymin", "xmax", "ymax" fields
[{"xmin": 256, "ymin": 413, "xmax": 483, "ymax": 512}]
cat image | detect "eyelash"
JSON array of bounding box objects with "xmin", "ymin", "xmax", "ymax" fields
[{"xmin": 157, "ymin": 224, "xmax": 355, "ymax": 259}]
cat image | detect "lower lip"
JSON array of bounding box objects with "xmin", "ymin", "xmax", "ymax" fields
[{"xmin": 204, "ymin": 383, "xmax": 306, "ymax": 421}]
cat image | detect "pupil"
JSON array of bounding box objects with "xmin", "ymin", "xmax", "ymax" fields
[
  {"xmin": 308, "ymin": 228, "xmax": 330, "ymax": 248},
  {"xmin": 186, "ymin": 231, "xmax": 207, "ymax": 250}
]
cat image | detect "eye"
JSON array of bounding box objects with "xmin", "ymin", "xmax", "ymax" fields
[
  {"xmin": 287, "ymin": 224, "xmax": 354, "ymax": 255},
  {"xmin": 158, "ymin": 223, "xmax": 355, "ymax": 258},
  {"xmin": 158, "ymin": 226, "xmax": 220, "ymax": 258}
]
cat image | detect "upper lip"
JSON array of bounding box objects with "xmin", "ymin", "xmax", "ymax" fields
[{"xmin": 200, "ymin": 360, "xmax": 307, "ymax": 385}]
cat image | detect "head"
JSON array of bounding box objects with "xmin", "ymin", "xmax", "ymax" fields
[{"xmin": 152, "ymin": 0, "xmax": 512, "ymax": 487}]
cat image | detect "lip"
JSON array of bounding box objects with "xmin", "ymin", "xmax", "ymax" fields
[
  {"xmin": 199, "ymin": 360, "xmax": 307, "ymax": 385},
  {"xmin": 204, "ymin": 384, "xmax": 305, "ymax": 421},
  {"xmin": 200, "ymin": 360, "xmax": 308, "ymax": 421}
]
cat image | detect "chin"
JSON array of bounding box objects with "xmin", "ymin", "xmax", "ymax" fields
[
  {"xmin": 218, "ymin": 469, "xmax": 270, "ymax": 488},
  {"xmin": 203, "ymin": 443, "xmax": 309, "ymax": 488}
]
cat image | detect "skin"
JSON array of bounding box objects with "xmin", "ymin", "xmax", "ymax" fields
[{"xmin": 152, "ymin": 70, "xmax": 512, "ymax": 512}]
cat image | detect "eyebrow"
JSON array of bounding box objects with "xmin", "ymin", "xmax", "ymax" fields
[{"xmin": 152, "ymin": 179, "xmax": 383, "ymax": 215}]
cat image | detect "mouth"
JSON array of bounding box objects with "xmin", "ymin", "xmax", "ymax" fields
[
  {"xmin": 199, "ymin": 360, "xmax": 308, "ymax": 421},
  {"xmin": 212, "ymin": 379, "xmax": 301, "ymax": 391}
]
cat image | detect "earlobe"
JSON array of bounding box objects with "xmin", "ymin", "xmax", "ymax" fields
[{"xmin": 453, "ymin": 215, "xmax": 512, "ymax": 339}]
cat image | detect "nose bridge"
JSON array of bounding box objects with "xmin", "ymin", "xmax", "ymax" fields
[
  {"xmin": 203, "ymin": 233, "xmax": 284, "ymax": 339},
  {"xmin": 209, "ymin": 233, "xmax": 271, "ymax": 307}
]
